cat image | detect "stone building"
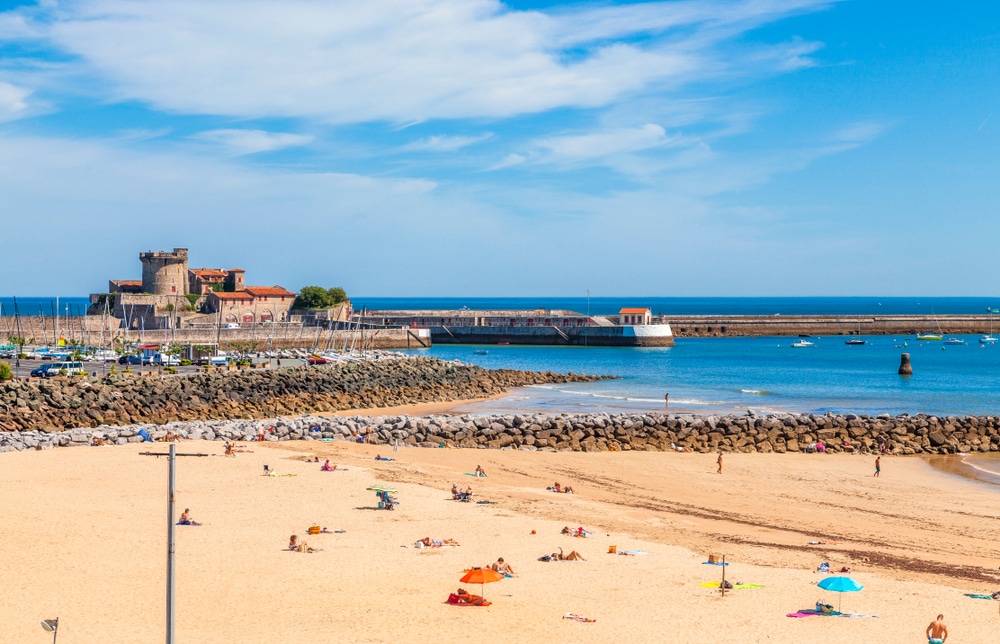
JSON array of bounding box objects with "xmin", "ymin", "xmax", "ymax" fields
[{"xmin": 92, "ymin": 248, "xmax": 297, "ymax": 329}]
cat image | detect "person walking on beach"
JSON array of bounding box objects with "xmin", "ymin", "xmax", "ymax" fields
[
  {"xmin": 874, "ymin": 456, "xmax": 881, "ymax": 478},
  {"xmin": 664, "ymin": 393, "xmax": 669, "ymax": 408},
  {"xmin": 926, "ymin": 614, "xmax": 948, "ymax": 643},
  {"xmin": 717, "ymin": 450, "xmax": 723, "ymax": 474}
]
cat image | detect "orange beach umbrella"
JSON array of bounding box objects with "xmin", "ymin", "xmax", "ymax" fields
[{"xmin": 459, "ymin": 567, "xmax": 504, "ymax": 602}]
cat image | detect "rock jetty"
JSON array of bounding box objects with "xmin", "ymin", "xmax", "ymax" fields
[
  {"xmin": 0, "ymin": 357, "xmax": 607, "ymax": 432},
  {"xmin": 2, "ymin": 409, "xmax": 998, "ymax": 456}
]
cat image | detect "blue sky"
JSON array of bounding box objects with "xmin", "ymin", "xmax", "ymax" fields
[{"xmin": 0, "ymin": 0, "xmax": 997, "ymax": 297}]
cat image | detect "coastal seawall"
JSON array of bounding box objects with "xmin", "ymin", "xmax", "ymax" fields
[
  {"xmin": 665, "ymin": 314, "xmax": 999, "ymax": 337},
  {"xmin": 0, "ymin": 358, "xmax": 608, "ymax": 432},
  {"xmin": 2, "ymin": 408, "xmax": 997, "ymax": 456}
]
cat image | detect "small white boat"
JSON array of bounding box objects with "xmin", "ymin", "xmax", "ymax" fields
[
  {"xmin": 944, "ymin": 338, "xmax": 966, "ymax": 345},
  {"xmin": 473, "ymin": 349, "xmax": 489, "ymax": 355},
  {"xmin": 980, "ymin": 335, "xmax": 997, "ymax": 344},
  {"xmin": 916, "ymin": 332, "xmax": 943, "ymax": 341},
  {"xmin": 791, "ymin": 340, "xmax": 814, "ymax": 348}
]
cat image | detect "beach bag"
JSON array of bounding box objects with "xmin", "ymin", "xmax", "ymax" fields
[
  {"xmin": 308, "ymin": 526, "xmax": 321, "ymax": 535},
  {"xmin": 707, "ymin": 554, "xmax": 720, "ymax": 564}
]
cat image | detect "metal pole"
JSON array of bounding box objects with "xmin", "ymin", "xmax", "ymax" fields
[
  {"xmin": 166, "ymin": 443, "xmax": 175, "ymax": 644},
  {"xmin": 720, "ymin": 555, "xmax": 726, "ymax": 596}
]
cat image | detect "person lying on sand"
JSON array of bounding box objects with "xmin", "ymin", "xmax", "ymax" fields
[
  {"xmin": 548, "ymin": 482, "xmax": 575, "ymax": 494},
  {"xmin": 416, "ymin": 537, "xmax": 460, "ymax": 548},
  {"xmin": 177, "ymin": 508, "xmax": 201, "ymax": 526},
  {"xmin": 321, "ymin": 460, "xmax": 337, "ymax": 471},
  {"xmin": 474, "ymin": 465, "xmax": 487, "ymax": 477},
  {"xmin": 288, "ymin": 535, "xmax": 321, "ymax": 553},
  {"xmin": 92, "ymin": 436, "xmax": 109, "ymax": 446},
  {"xmin": 544, "ymin": 548, "xmax": 586, "ymax": 561},
  {"xmin": 454, "ymin": 588, "xmax": 487, "ymax": 605},
  {"xmin": 487, "ymin": 557, "xmax": 515, "ymax": 576},
  {"xmin": 224, "ymin": 442, "xmax": 235, "ymax": 457},
  {"xmin": 374, "ymin": 455, "xmax": 395, "ymax": 461},
  {"xmin": 164, "ymin": 431, "xmax": 181, "ymax": 442}
]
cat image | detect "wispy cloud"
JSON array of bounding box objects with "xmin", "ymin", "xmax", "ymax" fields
[
  {"xmin": 4, "ymin": 0, "xmax": 833, "ymax": 123},
  {"xmin": 191, "ymin": 129, "xmax": 313, "ymax": 155},
  {"xmin": 402, "ymin": 133, "xmax": 493, "ymax": 152},
  {"xmin": 0, "ymin": 81, "xmax": 31, "ymax": 120},
  {"xmin": 535, "ymin": 124, "xmax": 674, "ymax": 163}
]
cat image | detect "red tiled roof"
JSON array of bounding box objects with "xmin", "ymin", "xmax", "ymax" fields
[
  {"xmin": 210, "ymin": 291, "xmax": 254, "ymax": 301},
  {"xmin": 229, "ymin": 268, "xmax": 245, "ymax": 272},
  {"xmin": 190, "ymin": 269, "xmax": 228, "ymax": 278},
  {"xmin": 113, "ymin": 280, "xmax": 143, "ymax": 286},
  {"xmin": 619, "ymin": 308, "xmax": 650, "ymax": 315},
  {"xmin": 244, "ymin": 286, "xmax": 296, "ymax": 297}
]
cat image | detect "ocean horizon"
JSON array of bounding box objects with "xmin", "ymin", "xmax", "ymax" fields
[{"xmin": 7, "ymin": 295, "xmax": 1000, "ymax": 318}]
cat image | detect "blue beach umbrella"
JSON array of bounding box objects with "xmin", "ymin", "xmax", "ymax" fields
[{"xmin": 818, "ymin": 576, "xmax": 863, "ymax": 612}]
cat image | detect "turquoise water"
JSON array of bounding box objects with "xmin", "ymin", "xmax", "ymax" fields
[{"xmin": 408, "ymin": 335, "xmax": 1000, "ymax": 416}]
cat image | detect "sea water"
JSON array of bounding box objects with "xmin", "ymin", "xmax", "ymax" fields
[{"xmin": 405, "ymin": 337, "xmax": 1000, "ymax": 417}]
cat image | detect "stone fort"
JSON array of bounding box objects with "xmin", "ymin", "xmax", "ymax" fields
[{"xmin": 91, "ymin": 248, "xmax": 298, "ymax": 330}]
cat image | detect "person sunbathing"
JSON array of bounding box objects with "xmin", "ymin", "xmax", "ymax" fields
[
  {"xmin": 417, "ymin": 537, "xmax": 460, "ymax": 548},
  {"xmin": 178, "ymin": 508, "xmax": 201, "ymax": 526},
  {"xmin": 455, "ymin": 588, "xmax": 486, "ymax": 605},
  {"xmin": 487, "ymin": 557, "xmax": 515, "ymax": 576},
  {"xmin": 550, "ymin": 482, "xmax": 575, "ymax": 494},
  {"xmin": 289, "ymin": 535, "xmax": 320, "ymax": 553},
  {"xmin": 92, "ymin": 436, "xmax": 109, "ymax": 446},
  {"xmin": 165, "ymin": 431, "xmax": 181, "ymax": 442},
  {"xmin": 321, "ymin": 460, "xmax": 337, "ymax": 471},
  {"xmin": 555, "ymin": 547, "xmax": 585, "ymax": 561},
  {"xmin": 451, "ymin": 483, "xmax": 461, "ymax": 499},
  {"xmin": 474, "ymin": 464, "xmax": 487, "ymax": 477},
  {"xmin": 224, "ymin": 442, "xmax": 235, "ymax": 457}
]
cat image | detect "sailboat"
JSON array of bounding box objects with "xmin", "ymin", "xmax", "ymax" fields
[
  {"xmin": 917, "ymin": 310, "xmax": 943, "ymax": 341},
  {"xmin": 980, "ymin": 308, "xmax": 997, "ymax": 344},
  {"xmin": 845, "ymin": 318, "xmax": 866, "ymax": 345}
]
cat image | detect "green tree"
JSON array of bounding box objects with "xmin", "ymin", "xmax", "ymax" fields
[
  {"xmin": 0, "ymin": 362, "xmax": 12, "ymax": 381},
  {"xmin": 327, "ymin": 287, "xmax": 348, "ymax": 305},
  {"xmin": 294, "ymin": 285, "xmax": 333, "ymax": 309}
]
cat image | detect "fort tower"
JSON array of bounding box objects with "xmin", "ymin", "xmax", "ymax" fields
[{"xmin": 140, "ymin": 248, "xmax": 189, "ymax": 295}]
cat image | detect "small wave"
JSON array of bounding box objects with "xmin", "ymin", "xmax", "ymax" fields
[
  {"xmin": 740, "ymin": 389, "xmax": 773, "ymax": 395},
  {"xmin": 961, "ymin": 456, "xmax": 1000, "ymax": 477}
]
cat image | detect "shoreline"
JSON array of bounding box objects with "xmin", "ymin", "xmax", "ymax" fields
[{"xmin": 324, "ymin": 392, "xmax": 511, "ymax": 418}]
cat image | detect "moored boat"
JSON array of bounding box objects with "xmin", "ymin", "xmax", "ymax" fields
[
  {"xmin": 791, "ymin": 339, "xmax": 814, "ymax": 348},
  {"xmin": 944, "ymin": 337, "xmax": 966, "ymax": 345},
  {"xmin": 917, "ymin": 333, "xmax": 943, "ymax": 341}
]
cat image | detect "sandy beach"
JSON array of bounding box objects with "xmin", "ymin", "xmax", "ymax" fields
[{"xmin": 3, "ymin": 426, "xmax": 1000, "ymax": 642}]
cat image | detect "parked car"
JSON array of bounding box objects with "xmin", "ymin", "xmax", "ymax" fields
[
  {"xmin": 224, "ymin": 322, "xmax": 240, "ymax": 329},
  {"xmin": 30, "ymin": 362, "xmax": 85, "ymax": 378},
  {"xmin": 118, "ymin": 355, "xmax": 131, "ymax": 364},
  {"xmin": 153, "ymin": 353, "xmax": 180, "ymax": 366}
]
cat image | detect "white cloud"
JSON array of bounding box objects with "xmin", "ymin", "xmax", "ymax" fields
[
  {"xmin": 402, "ymin": 133, "xmax": 493, "ymax": 152},
  {"xmin": 6, "ymin": 0, "xmax": 831, "ymax": 123},
  {"xmin": 488, "ymin": 153, "xmax": 527, "ymax": 171},
  {"xmin": 535, "ymin": 123, "xmax": 673, "ymax": 162},
  {"xmin": 192, "ymin": 129, "xmax": 314, "ymax": 155},
  {"xmin": 0, "ymin": 81, "xmax": 31, "ymax": 119}
]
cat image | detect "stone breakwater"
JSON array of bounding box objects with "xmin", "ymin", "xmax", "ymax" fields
[
  {"xmin": 3, "ymin": 410, "xmax": 999, "ymax": 455},
  {"xmin": 0, "ymin": 357, "xmax": 608, "ymax": 432}
]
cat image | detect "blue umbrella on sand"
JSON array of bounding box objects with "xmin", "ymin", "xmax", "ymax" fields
[{"xmin": 817, "ymin": 576, "xmax": 863, "ymax": 613}]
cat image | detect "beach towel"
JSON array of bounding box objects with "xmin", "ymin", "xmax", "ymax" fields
[
  {"xmin": 562, "ymin": 613, "xmax": 596, "ymax": 622},
  {"xmin": 702, "ymin": 561, "xmax": 729, "ymax": 566},
  {"xmin": 464, "ymin": 472, "xmax": 486, "ymax": 477},
  {"xmin": 964, "ymin": 593, "xmax": 995, "ymax": 600},
  {"xmin": 475, "ymin": 501, "xmax": 496, "ymax": 505},
  {"xmin": 699, "ymin": 582, "xmax": 763, "ymax": 589},
  {"xmin": 619, "ymin": 550, "xmax": 651, "ymax": 556}
]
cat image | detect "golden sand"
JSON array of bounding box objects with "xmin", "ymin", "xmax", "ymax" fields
[{"xmin": 2, "ymin": 430, "xmax": 999, "ymax": 642}]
